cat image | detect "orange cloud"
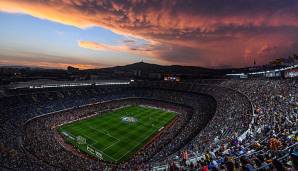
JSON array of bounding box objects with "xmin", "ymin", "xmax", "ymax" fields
[
  {"xmin": 1, "ymin": 1, "xmax": 297, "ymax": 37},
  {"xmin": 0, "ymin": 59, "xmax": 98, "ymax": 69},
  {"xmin": 79, "ymin": 40, "xmax": 158, "ymax": 58},
  {"xmin": 79, "ymin": 41, "xmax": 119, "ymax": 51},
  {"xmin": 1, "ymin": 0, "xmax": 298, "ymax": 67},
  {"xmin": 0, "ymin": 51, "xmax": 107, "ymax": 69}
]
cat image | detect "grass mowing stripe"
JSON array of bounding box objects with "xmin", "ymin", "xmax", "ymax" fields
[{"xmin": 58, "ymin": 105, "xmax": 176, "ymax": 162}]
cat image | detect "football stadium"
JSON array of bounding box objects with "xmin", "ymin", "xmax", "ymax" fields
[
  {"xmin": 1, "ymin": 76, "xmax": 297, "ymax": 170},
  {"xmin": 1, "ymin": 1, "xmax": 298, "ymax": 171}
]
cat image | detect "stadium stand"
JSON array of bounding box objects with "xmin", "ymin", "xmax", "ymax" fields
[{"xmin": 0, "ymin": 80, "xmax": 297, "ymax": 170}]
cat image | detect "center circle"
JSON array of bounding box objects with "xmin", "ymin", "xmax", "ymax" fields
[{"xmin": 121, "ymin": 116, "xmax": 138, "ymax": 123}]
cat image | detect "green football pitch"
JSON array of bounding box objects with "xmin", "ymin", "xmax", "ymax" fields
[{"xmin": 58, "ymin": 105, "xmax": 176, "ymax": 162}]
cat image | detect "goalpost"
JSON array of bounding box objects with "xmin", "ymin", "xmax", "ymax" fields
[
  {"xmin": 76, "ymin": 135, "xmax": 86, "ymax": 144},
  {"xmin": 75, "ymin": 135, "xmax": 103, "ymax": 160}
]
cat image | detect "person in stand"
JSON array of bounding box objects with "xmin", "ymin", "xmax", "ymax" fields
[
  {"xmin": 201, "ymin": 161, "xmax": 208, "ymax": 171},
  {"xmin": 181, "ymin": 150, "xmax": 189, "ymax": 166},
  {"xmin": 288, "ymin": 149, "xmax": 298, "ymax": 171},
  {"xmin": 268, "ymin": 137, "xmax": 282, "ymax": 151},
  {"xmin": 272, "ymin": 159, "xmax": 286, "ymax": 171},
  {"xmin": 240, "ymin": 156, "xmax": 256, "ymax": 171}
]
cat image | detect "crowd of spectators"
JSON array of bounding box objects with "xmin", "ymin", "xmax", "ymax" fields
[
  {"xmin": 22, "ymin": 88, "xmax": 216, "ymax": 170},
  {"xmin": 165, "ymin": 79, "xmax": 297, "ymax": 171},
  {"xmin": 0, "ymin": 79, "xmax": 296, "ymax": 171}
]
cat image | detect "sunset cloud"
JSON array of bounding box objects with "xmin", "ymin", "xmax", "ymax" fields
[
  {"xmin": 78, "ymin": 40, "xmax": 156, "ymax": 57},
  {"xmin": 1, "ymin": 0, "xmax": 298, "ymax": 67},
  {"xmin": 0, "ymin": 58, "xmax": 99, "ymax": 69},
  {"xmin": 0, "ymin": 51, "xmax": 107, "ymax": 69}
]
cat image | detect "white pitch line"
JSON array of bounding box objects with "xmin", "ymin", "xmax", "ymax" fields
[
  {"xmin": 77, "ymin": 132, "xmax": 118, "ymax": 160},
  {"xmin": 69, "ymin": 108, "xmax": 168, "ymax": 162},
  {"xmin": 65, "ymin": 124, "xmax": 118, "ymax": 161},
  {"xmin": 89, "ymin": 126, "xmax": 120, "ymax": 141},
  {"xmin": 88, "ymin": 144, "xmax": 118, "ymax": 161},
  {"xmin": 81, "ymin": 133, "xmax": 98, "ymax": 146},
  {"xmin": 115, "ymin": 111, "xmax": 166, "ymax": 161},
  {"xmin": 102, "ymin": 139, "xmax": 120, "ymax": 151},
  {"xmin": 70, "ymin": 127, "xmax": 96, "ymax": 146},
  {"xmin": 116, "ymin": 130, "xmax": 154, "ymax": 161},
  {"xmin": 88, "ymin": 126, "xmax": 121, "ymax": 156}
]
